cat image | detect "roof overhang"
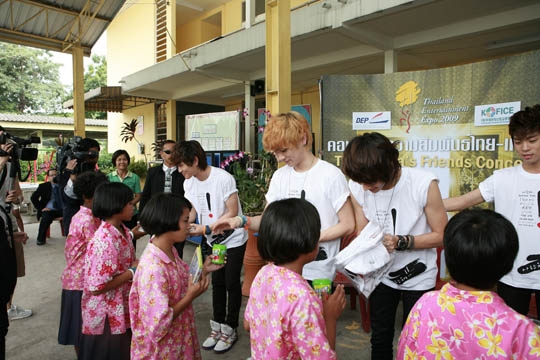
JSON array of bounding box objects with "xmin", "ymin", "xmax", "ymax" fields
[
  {"xmin": 0, "ymin": 0, "xmax": 126, "ymax": 56},
  {"xmin": 63, "ymin": 86, "xmax": 165, "ymax": 113},
  {"xmin": 120, "ymin": 0, "xmax": 540, "ymax": 106}
]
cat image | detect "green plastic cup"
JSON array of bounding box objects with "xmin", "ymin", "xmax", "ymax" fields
[
  {"xmin": 313, "ymin": 278, "xmax": 332, "ymax": 298},
  {"xmin": 211, "ymin": 244, "xmax": 227, "ymax": 265}
]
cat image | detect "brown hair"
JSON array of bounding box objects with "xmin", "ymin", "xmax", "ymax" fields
[{"xmin": 262, "ymin": 111, "xmax": 312, "ymax": 152}]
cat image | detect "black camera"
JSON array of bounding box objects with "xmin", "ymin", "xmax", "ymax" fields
[
  {"xmin": 0, "ymin": 132, "xmax": 40, "ymax": 161},
  {"xmin": 56, "ymin": 136, "xmax": 99, "ymax": 174}
]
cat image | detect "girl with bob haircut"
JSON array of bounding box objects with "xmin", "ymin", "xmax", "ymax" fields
[
  {"xmin": 79, "ymin": 182, "xmax": 138, "ymax": 360},
  {"xmin": 129, "ymin": 193, "xmax": 223, "ymax": 359},
  {"xmin": 342, "ymin": 132, "xmax": 447, "ymax": 360},
  {"xmin": 58, "ymin": 171, "xmax": 107, "ymax": 356},
  {"xmin": 244, "ymin": 198, "xmax": 347, "ymax": 359},
  {"xmin": 214, "ymin": 111, "xmax": 354, "ymax": 286},
  {"xmin": 398, "ymin": 209, "xmax": 540, "ymax": 359}
]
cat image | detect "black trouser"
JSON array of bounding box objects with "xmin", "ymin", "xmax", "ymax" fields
[
  {"xmin": 173, "ymin": 241, "xmax": 184, "ymax": 260},
  {"xmin": 498, "ymin": 281, "xmax": 540, "ymax": 319},
  {"xmin": 37, "ymin": 209, "xmax": 63, "ymax": 243},
  {"xmin": 0, "ymin": 299, "xmax": 7, "ymax": 360},
  {"xmin": 212, "ymin": 243, "xmax": 246, "ymax": 329},
  {"xmin": 369, "ymin": 283, "xmax": 431, "ymax": 360}
]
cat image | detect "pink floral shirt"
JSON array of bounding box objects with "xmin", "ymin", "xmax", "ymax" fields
[
  {"xmin": 398, "ymin": 283, "xmax": 540, "ymax": 359},
  {"xmin": 245, "ymin": 263, "xmax": 336, "ymax": 360},
  {"xmin": 82, "ymin": 222, "xmax": 135, "ymax": 335},
  {"xmin": 61, "ymin": 206, "xmax": 101, "ymax": 290},
  {"xmin": 129, "ymin": 242, "xmax": 201, "ymax": 360}
]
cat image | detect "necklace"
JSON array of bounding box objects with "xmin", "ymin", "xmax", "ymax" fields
[
  {"xmin": 289, "ymin": 155, "xmax": 317, "ymax": 200},
  {"xmin": 373, "ymin": 185, "xmax": 396, "ymax": 234}
]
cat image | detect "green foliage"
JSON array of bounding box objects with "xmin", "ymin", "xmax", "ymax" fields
[
  {"xmin": 97, "ymin": 152, "xmax": 114, "ymax": 175},
  {"xmin": 129, "ymin": 160, "xmax": 148, "ymax": 179},
  {"xmin": 222, "ymin": 151, "xmax": 277, "ymax": 215},
  {"xmin": 84, "ymin": 55, "xmax": 107, "ymax": 92},
  {"xmin": 82, "ymin": 54, "xmax": 107, "ymax": 119},
  {"xmin": 0, "ymin": 42, "xmax": 67, "ymax": 113}
]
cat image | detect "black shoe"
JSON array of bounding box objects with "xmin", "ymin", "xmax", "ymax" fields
[{"xmin": 37, "ymin": 240, "xmax": 45, "ymax": 245}]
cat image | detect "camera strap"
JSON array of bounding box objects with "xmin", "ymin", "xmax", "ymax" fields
[{"xmin": 0, "ymin": 165, "xmax": 7, "ymax": 191}]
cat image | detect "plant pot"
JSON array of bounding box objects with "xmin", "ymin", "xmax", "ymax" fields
[{"xmin": 242, "ymin": 229, "xmax": 266, "ymax": 297}]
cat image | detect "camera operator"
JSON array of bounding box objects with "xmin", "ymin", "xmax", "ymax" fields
[
  {"xmin": 0, "ymin": 129, "xmax": 31, "ymax": 357},
  {"xmin": 57, "ymin": 138, "xmax": 101, "ymax": 235}
]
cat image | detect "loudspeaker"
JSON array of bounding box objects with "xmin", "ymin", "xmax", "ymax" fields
[{"xmin": 254, "ymin": 80, "xmax": 265, "ymax": 94}]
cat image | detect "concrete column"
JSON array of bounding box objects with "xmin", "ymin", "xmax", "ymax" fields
[
  {"xmin": 384, "ymin": 49, "xmax": 397, "ymax": 73},
  {"xmin": 265, "ymin": 0, "xmax": 291, "ymax": 115},
  {"xmin": 244, "ymin": 81, "xmax": 255, "ymax": 153},
  {"xmin": 72, "ymin": 45, "xmax": 85, "ymax": 137}
]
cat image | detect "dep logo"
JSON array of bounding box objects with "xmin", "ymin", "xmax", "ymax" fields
[
  {"xmin": 474, "ymin": 101, "xmax": 520, "ymax": 126},
  {"xmin": 352, "ymin": 112, "xmax": 391, "ymax": 130}
]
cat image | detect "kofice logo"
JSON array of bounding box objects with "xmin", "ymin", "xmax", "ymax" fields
[
  {"xmin": 474, "ymin": 101, "xmax": 520, "ymax": 126},
  {"xmin": 352, "ymin": 111, "xmax": 391, "ymax": 130}
]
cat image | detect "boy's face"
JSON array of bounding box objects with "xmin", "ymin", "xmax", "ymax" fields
[
  {"xmin": 513, "ymin": 131, "xmax": 540, "ymax": 169},
  {"xmin": 271, "ymin": 141, "xmax": 304, "ymax": 168}
]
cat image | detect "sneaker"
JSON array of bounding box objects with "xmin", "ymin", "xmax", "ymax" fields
[
  {"xmin": 7, "ymin": 304, "xmax": 33, "ymax": 320},
  {"xmin": 214, "ymin": 323, "xmax": 237, "ymax": 354},
  {"xmin": 202, "ymin": 320, "xmax": 221, "ymax": 350}
]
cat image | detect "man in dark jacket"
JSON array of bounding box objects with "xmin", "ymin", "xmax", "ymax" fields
[
  {"xmin": 140, "ymin": 140, "xmax": 185, "ymax": 257},
  {"xmin": 31, "ymin": 168, "xmax": 63, "ymax": 245}
]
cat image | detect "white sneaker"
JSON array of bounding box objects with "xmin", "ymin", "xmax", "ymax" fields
[
  {"xmin": 7, "ymin": 304, "xmax": 33, "ymax": 320},
  {"xmin": 202, "ymin": 320, "xmax": 221, "ymax": 350},
  {"xmin": 214, "ymin": 323, "xmax": 237, "ymax": 354}
]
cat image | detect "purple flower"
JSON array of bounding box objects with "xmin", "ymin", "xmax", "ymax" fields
[
  {"xmin": 257, "ymin": 126, "xmax": 265, "ymax": 134},
  {"xmin": 247, "ymin": 167, "xmax": 254, "ymax": 175}
]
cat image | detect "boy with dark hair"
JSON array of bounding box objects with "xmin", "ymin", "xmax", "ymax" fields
[
  {"xmin": 398, "ymin": 209, "xmax": 540, "ymax": 359},
  {"xmin": 444, "ymin": 104, "xmax": 540, "ymax": 318},
  {"xmin": 172, "ymin": 140, "xmax": 247, "ymax": 354}
]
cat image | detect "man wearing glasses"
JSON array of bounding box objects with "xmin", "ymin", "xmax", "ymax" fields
[{"xmin": 139, "ymin": 140, "xmax": 186, "ymax": 257}]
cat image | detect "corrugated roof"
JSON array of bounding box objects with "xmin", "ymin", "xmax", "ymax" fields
[
  {"xmin": 0, "ymin": 113, "xmax": 107, "ymax": 127},
  {"xmin": 0, "ymin": 0, "xmax": 126, "ymax": 56}
]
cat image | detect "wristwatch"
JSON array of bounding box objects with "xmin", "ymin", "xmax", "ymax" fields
[{"xmin": 396, "ymin": 235, "xmax": 409, "ymax": 251}]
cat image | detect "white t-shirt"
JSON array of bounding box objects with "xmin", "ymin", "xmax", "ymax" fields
[
  {"xmin": 184, "ymin": 166, "xmax": 247, "ymax": 249},
  {"xmin": 266, "ymin": 159, "xmax": 350, "ymax": 281},
  {"xmin": 349, "ymin": 167, "xmax": 439, "ymax": 291},
  {"xmin": 479, "ymin": 165, "xmax": 540, "ymax": 290}
]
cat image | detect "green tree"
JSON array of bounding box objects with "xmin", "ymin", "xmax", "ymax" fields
[
  {"xmin": 82, "ymin": 54, "xmax": 107, "ymax": 119},
  {"xmin": 84, "ymin": 54, "xmax": 107, "ymax": 92},
  {"xmin": 0, "ymin": 42, "xmax": 67, "ymax": 114}
]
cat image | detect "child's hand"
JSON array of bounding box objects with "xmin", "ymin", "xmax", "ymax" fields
[
  {"xmin": 14, "ymin": 231, "xmax": 28, "ymax": 245},
  {"xmin": 189, "ymin": 223, "xmax": 204, "ymax": 236},
  {"xmin": 187, "ymin": 273, "xmax": 210, "ymax": 299},
  {"xmin": 202, "ymin": 255, "xmax": 225, "ymax": 275},
  {"xmin": 322, "ymin": 284, "xmax": 346, "ymax": 322}
]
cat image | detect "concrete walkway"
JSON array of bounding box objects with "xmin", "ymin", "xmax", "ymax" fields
[{"xmin": 6, "ymin": 213, "xmax": 402, "ymax": 359}]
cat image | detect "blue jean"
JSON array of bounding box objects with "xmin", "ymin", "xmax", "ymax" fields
[{"xmin": 369, "ymin": 283, "xmax": 431, "ymax": 360}]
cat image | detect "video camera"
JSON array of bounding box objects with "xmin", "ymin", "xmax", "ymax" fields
[
  {"xmin": 56, "ymin": 136, "xmax": 99, "ymax": 174},
  {"xmin": 0, "ymin": 132, "xmax": 40, "ymax": 161}
]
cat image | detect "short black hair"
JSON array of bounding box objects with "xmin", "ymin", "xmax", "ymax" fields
[
  {"xmin": 139, "ymin": 193, "xmax": 192, "ymax": 236},
  {"xmin": 258, "ymin": 198, "xmax": 321, "ymax": 265},
  {"xmin": 444, "ymin": 208, "xmax": 518, "ymax": 290},
  {"xmin": 342, "ymin": 132, "xmax": 401, "ymax": 185},
  {"xmin": 73, "ymin": 171, "xmax": 108, "ymax": 200},
  {"xmin": 79, "ymin": 137, "xmax": 101, "ymax": 151},
  {"xmin": 172, "ymin": 140, "xmax": 208, "ymax": 170},
  {"xmin": 509, "ymin": 104, "xmax": 540, "ymax": 140},
  {"xmin": 111, "ymin": 149, "xmax": 130, "ymax": 166},
  {"xmin": 92, "ymin": 182, "xmax": 133, "ymax": 220}
]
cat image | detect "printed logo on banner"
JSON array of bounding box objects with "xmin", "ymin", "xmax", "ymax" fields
[
  {"xmin": 352, "ymin": 112, "xmax": 391, "ymax": 130},
  {"xmin": 474, "ymin": 101, "xmax": 521, "ymax": 126}
]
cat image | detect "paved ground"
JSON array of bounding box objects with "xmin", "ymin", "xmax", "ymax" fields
[{"xmin": 6, "ymin": 212, "xmax": 403, "ymax": 359}]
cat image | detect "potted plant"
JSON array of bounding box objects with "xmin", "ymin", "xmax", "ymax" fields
[{"xmin": 221, "ymin": 150, "xmax": 277, "ymax": 296}]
